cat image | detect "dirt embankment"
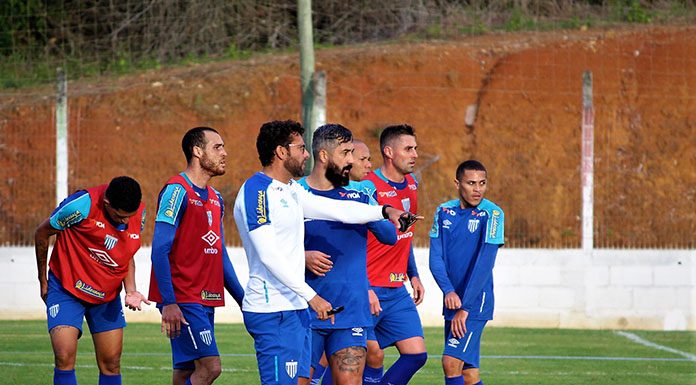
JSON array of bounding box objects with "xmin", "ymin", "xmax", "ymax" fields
[{"xmin": 1, "ymin": 26, "xmax": 694, "ymax": 247}]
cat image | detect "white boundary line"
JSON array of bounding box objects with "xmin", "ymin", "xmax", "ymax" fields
[{"xmin": 615, "ymin": 331, "xmax": 696, "ymax": 361}]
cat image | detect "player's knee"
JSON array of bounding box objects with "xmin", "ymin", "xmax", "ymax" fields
[
  {"xmin": 463, "ymin": 368, "xmax": 480, "ymax": 385},
  {"xmin": 98, "ymin": 355, "xmax": 121, "ymax": 375},
  {"xmin": 366, "ymin": 347, "xmax": 384, "ymax": 367},
  {"xmin": 199, "ymin": 359, "xmax": 222, "ymax": 382},
  {"xmin": 441, "ymin": 355, "xmax": 463, "ymax": 377},
  {"xmin": 53, "ymin": 349, "xmax": 77, "ymax": 370}
]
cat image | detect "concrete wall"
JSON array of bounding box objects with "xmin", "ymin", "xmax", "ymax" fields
[{"xmin": 2, "ymin": 247, "xmax": 693, "ymax": 330}]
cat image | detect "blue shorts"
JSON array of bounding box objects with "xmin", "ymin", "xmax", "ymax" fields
[
  {"xmin": 244, "ymin": 309, "xmax": 311, "ymax": 385},
  {"xmin": 368, "ymin": 286, "xmax": 424, "ymax": 348},
  {"xmin": 311, "ymin": 327, "xmax": 367, "ymax": 369},
  {"xmin": 46, "ymin": 271, "xmax": 125, "ymax": 337},
  {"xmin": 442, "ymin": 319, "xmax": 488, "ymax": 369},
  {"xmin": 161, "ymin": 303, "xmax": 219, "ymax": 370}
]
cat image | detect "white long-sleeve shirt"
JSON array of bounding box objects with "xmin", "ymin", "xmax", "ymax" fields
[{"xmin": 233, "ymin": 172, "xmax": 385, "ymax": 313}]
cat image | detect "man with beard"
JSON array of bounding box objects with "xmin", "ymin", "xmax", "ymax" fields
[
  {"xmin": 149, "ymin": 127, "xmax": 244, "ymax": 385},
  {"xmin": 299, "ymin": 125, "xmax": 397, "ymax": 385},
  {"xmin": 363, "ymin": 124, "xmax": 427, "ymax": 385},
  {"xmin": 233, "ymin": 120, "xmax": 418, "ymax": 385}
]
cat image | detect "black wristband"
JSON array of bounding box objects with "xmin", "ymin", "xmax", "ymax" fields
[{"xmin": 382, "ymin": 204, "xmax": 393, "ymax": 219}]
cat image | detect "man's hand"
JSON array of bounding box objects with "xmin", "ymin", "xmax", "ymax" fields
[
  {"xmin": 368, "ymin": 289, "xmax": 382, "ymax": 316},
  {"xmin": 410, "ymin": 276, "xmax": 425, "ymax": 305},
  {"xmin": 383, "ymin": 206, "xmax": 423, "ymax": 232},
  {"xmin": 450, "ymin": 309, "xmax": 469, "ymax": 339},
  {"xmin": 125, "ymin": 291, "xmax": 151, "ymax": 311},
  {"xmin": 444, "ymin": 291, "xmax": 462, "ymax": 310},
  {"xmin": 308, "ymin": 295, "xmax": 335, "ymax": 324},
  {"xmin": 161, "ymin": 303, "xmax": 188, "ymax": 339},
  {"xmin": 305, "ymin": 250, "xmax": 333, "ymax": 276}
]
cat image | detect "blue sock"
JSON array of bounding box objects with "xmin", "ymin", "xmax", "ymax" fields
[
  {"xmin": 184, "ymin": 379, "xmax": 193, "ymax": 385},
  {"xmin": 445, "ymin": 376, "xmax": 464, "ymax": 385},
  {"xmin": 54, "ymin": 368, "xmax": 77, "ymax": 385},
  {"xmin": 98, "ymin": 373, "xmax": 121, "ymax": 385},
  {"xmin": 379, "ymin": 352, "xmax": 427, "ymax": 385},
  {"xmin": 363, "ymin": 365, "xmax": 383, "ymax": 384},
  {"xmin": 311, "ymin": 364, "xmax": 326, "ymax": 385},
  {"xmin": 322, "ymin": 365, "xmax": 333, "ymax": 385}
]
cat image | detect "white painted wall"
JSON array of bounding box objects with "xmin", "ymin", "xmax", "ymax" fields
[{"xmin": 2, "ymin": 247, "xmax": 693, "ymax": 330}]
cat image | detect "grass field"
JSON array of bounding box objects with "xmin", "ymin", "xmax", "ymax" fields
[{"xmin": 1, "ymin": 321, "xmax": 694, "ymax": 385}]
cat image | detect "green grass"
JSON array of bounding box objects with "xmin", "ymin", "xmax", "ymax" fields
[{"xmin": 1, "ymin": 321, "xmax": 694, "ymax": 385}]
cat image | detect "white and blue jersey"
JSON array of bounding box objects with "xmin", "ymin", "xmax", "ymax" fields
[
  {"xmin": 233, "ymin": 172, "xmax": 386, "ymax": 313},
  {"xmin": 428, "ymin": 198, "xmax": 504, "ymax": 321},
  {"xmin": 298, "ymin": 179, "xmax": 396, "ymax": 329}
]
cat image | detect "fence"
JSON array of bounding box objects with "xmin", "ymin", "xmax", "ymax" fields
[{"xmin": 0, "ymin": 3, "xmax": 694, "ymax": 248}]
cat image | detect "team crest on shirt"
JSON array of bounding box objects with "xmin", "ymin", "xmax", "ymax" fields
[
  {"xmin": 206, "ymin": 210, "xmax": 213, "ymax": 226},
  {"xmin": 49, "ymin": 304, "xmax": 60, "ymax": 318},
  {"xmin": 87, "ymin": 247, "xmax": 118, "ymax": 267},
  {"xmin": 401, "ymin": 198, "xmax": 411, "ymax": 212},
  {"xmin": 447, "ymin": 338, "xmax": 460, "ymax": 348},
  {"xmin": 104, "ymin": 235, "xmax": 118, "ymax": 250},
  {"xmin": 468, "ymin": 219, "xmax": 480, "ymax": 233},
  {"xmin": 286, "ymin": 360, "xmax": 298, "ymax": 379},
  {"xmin": 199, "ymin": 329, "xmax": 213, "ymax": 346},
  {"xmin": 201, "ymin": 230, "xmax": 220, "ymax": 246}
]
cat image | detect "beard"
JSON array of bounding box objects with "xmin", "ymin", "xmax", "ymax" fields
[
  {"xmin": 284, "ymin": 156, "xmax": 305, "ymax": 178},
  {"xmin": 201, "ymin": 153, "xmax": 225, "ymax": 176},
  {"xmin": 326, "ymin": 161, "xmax": 352, "ymax": 187}
]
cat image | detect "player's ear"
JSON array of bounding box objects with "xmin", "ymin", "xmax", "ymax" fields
[
  {"xmin": 274, "ymin": 145, "xmax": 287, "ymax": 160},
  {"xmin": 192, "ymin": 145, "xmax": 204, "ymax": 159},
  {"xmin": 318, "ymin": 149, "xmax": 328, "ymax": 163},
  {"xmin": 454, "ymin": 179, "xmax": 460, "ymax": 189},
  {"xmin": 383, "ymin": 145, "xmax": 394, "ymax": 160}
]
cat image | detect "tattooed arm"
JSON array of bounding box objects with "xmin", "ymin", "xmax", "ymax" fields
[{"xmin": 35, "ymin": 219, "xmax": 60, "ymax": 303}]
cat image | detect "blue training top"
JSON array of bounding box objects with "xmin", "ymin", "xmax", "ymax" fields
[
  {"xmin": 298, "ymin": 178, "xmax": 396, "ymax": 329},
  {"xmin": 428, "ymin": 198, "xmax": 504, "ymax": 321}
]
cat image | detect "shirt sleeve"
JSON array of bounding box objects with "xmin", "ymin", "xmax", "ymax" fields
[
  {"xmin": 461, "ymin": 242, "xmax": 500, "ymax": 312},
  {"xmin": 407, "ymin": 246, "xmax": 419, "ymax": 278},
  {"xmin": 248, "ymin": 224, "xmax": 317, "ymax": 301},
  {"xmin": 150, "ymin": 185, "xmax": 187, "ymax": 305},
  {"xmin": 296, "ymin": 184, "xmax": 383, "ymax": 224},
  {"xmin": 429, "ymin": 208, "xmax": 456, "ymax": 294},
  {"xmin": 221, "ymin": 228, "xmax": 244, "ymax": 307},
  {"xmin": 366, "ymin": 220, "xmax": 397, "ymax": 245},
  {"xmin": 49, "ymin": 190, "xmax": 91, "ymax": 230}
]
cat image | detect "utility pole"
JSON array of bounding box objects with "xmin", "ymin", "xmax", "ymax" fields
[
  {"xmin": 298, "ymin": 0, "xmax": 317, "ymax": 174},
  {"xmin": 56, "ymin": 68, "xmax": 68, "ymax": 204}
]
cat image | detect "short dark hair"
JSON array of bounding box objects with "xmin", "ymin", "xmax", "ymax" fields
[
  {"xmin": 182, "ymin": 127, "xmax": 219, "ymax": 163},
  {"xmin": 379, "ymin": 124, "xmax": 415, "ymax": 154},
  {"xmin": 456, "ymin": 160, "xmax": 487, "ymax": 180},
  {"xmin": 256, "ymin": 120, "xmax": 305, "ymax": 166},
  {"xmin": 312, "ymin": 124, "xmax": 352, "ymax": 158},
  {"xmin": 105, "ymin": 176, "xmax": 142, "ymax": 212}
]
